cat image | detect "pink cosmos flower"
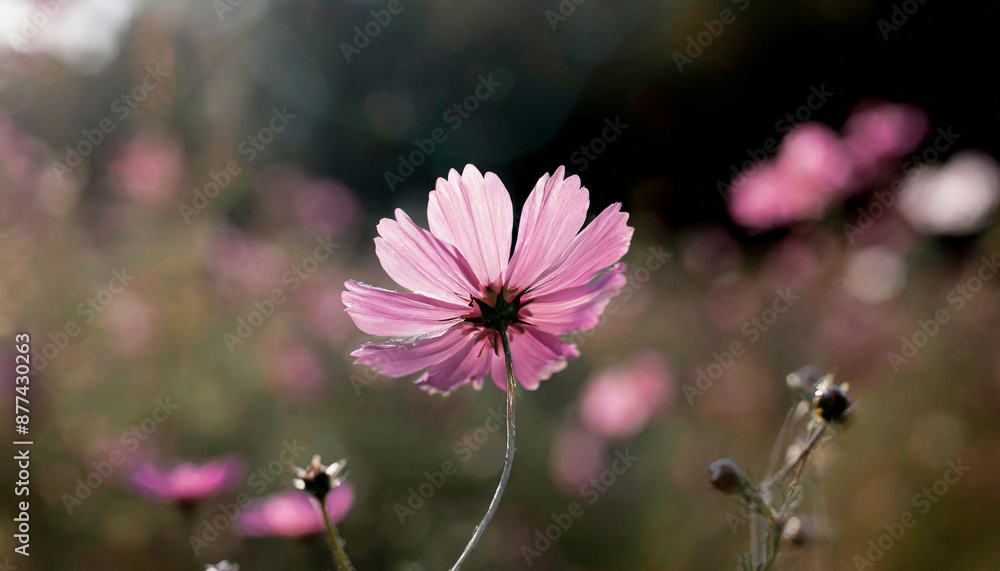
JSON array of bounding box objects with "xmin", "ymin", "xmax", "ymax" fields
[
  {"xmin": 235, "ymin": 486, "xmax": 355, "ymax": 539},
  {"xmin": 729, "ymin": 123, "xmax": 854, "ymax": 230},
  {"xmin": 130, "ymin": 457, "xmax": 244, "ymax": 505},
  {"xmin": 579, "ymin": 351, "xmax": 673, "ymax": 440},
  {"xmin": 842, "ymin": 99, "xmax": 929, "ymax": 181},
  {"xmin": 343, "ymin": 165, "xmax": 633, "ymax": 393}
]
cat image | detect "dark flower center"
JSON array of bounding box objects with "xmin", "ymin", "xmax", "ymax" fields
[{"xmin": 466, "ymin": 289, "xmax": 524, "ymax": 331}]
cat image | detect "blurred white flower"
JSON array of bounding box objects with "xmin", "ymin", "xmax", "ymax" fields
[
  {"xmin": 843, "ymin": 246, "xmax": 906, "ymax": 304},
  {"xmin": 0, "ymin": 0, "xmax": 143, "ymax": 74},
  {"xmin": 899, "ymin": 151, "xmax": 1000, "ymax": 235}
]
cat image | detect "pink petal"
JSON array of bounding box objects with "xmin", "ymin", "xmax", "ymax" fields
[
  {"xmin": 351, "ymin": 324, "xmax": 475, "ymax": 378},
  {"xmin": 505, "ymin": 167, "xmax": 590, "ymax": 294},
  {"xmin": 522, "ymin": 263, "xmax": 627, "ymax": 335},
  {"xmin": 490, "ymin": 325, "xmax": 580, "ymax": 390},
  {"xmin": 427, "ymin": 165, "xmax": 513, "ymax": 289},
  {"xmin": 728, "ymin": 164, "xmax": 827, "ymax": 230},
  {"xmin": 375, "ymin": 209, "xmax": 481, "ymax": 303},
  {"xmin": 777, "ymin": 123, "xmax": 853, "ymax": 195},
  {"xmin": 417, "ymin": 330, "xmax": 497, "ymax": 394},
  {"xmin": 342, "ymin": 280, "xmax": 470, "ymax": 337},
  {"xmin": 526, "ymin": 203, "xmax": 633, "ymax": 298}
]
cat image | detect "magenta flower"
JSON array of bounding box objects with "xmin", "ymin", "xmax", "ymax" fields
[
  {"xmin": 235, "ymin": 486, "xmax": 355, "ymax": 539},
  {"xmin": 130, "ymin": 457, "xmax": 244, "ymax": 505},
  {"xmin": 343, "ymin": 165, "xmax": 633, "ymax": 393},
  {"xmin": 842, "ymin": 99, "xmax": 929, "ymax": 180},
  {"xmin": 579, "ymin": 351, "xmax": 673, "ymax": 440},
  {"xmin": 729, "ymin": 123, "xmax": 854, "ymax": 230}
]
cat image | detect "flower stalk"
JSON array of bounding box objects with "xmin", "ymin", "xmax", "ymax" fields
[
  {"xmin": 449, "ymin": 326, "xmax": 517, "ymax": 571},
  {"xmin": 322, "ymin": 500, "xmax": 354, "ymax": 571},
  {"xmin": 714, "ymin": 368, "xmax": 853, "ymax": 571}
]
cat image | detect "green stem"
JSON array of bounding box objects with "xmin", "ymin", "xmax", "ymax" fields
[
  {"xmin": 449, "ymin": 327, "xmax": 517, "ymax": 571},
  {"xmin": 321, "ymin": 500, "xmax": 353, "ymax": 571}
]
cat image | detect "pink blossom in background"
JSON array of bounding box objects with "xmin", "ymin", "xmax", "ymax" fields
[
  {"xmin": 110, "ymin": 129, "xmax": 183, "ymax": 205},
  {"xmin": 294, "ymin": 179, "xmax": 361, "ymax": 235},
  {"xmin": 256, "ymin": 164, "xmax": 362, "ymax": 235},
  {"xmin": 549, "ymin": 427, "xmax": 607, "ymax": 495},
  {"xmin": 235, "ymin": 486, "xmax": 355, "ymax": 538},
  {"xmin": 343, "ymin": 165, "xmax": 633, "ymax": 393},
  {"xmin": 130, "ymin": 457, "xmax": 244, "ymax": 505},
  {"xmin": 729, "ymin": 123, "xmax": 853, "ymax": 230},
  {"xmin": 100, "ymin": 292, "xmax": 159, "ymax": 356},
  {"xmin": 842, "ymin": 100, "xmax": 929, "ymax": 183},
  {"xmin": 727, "ymin": 100, "xmax": 929, "ymax": 231},
  {"xmin": 263, "ymin": 341, "xmax": 327, "ymax": 400},
  {"xmin": 203, "ymin": 229, "xmax": 290, "ymax": 297},
  {"xmin": 579, "ymin": 352, "xmax": 674, "ymax": 440}
]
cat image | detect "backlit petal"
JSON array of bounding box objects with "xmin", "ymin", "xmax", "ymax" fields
[
  {"xmin": 505, "ymin": 166, "xmax": 590, "ymax": 294},
  {"xmin": 523, "ymin": 263, "xmax": 627, "ymax": 335},
  {"xmin": 428, "ymin": 165, "xmax": 513, "ymax": 289},
  {"xmin": 375, "ymin": 209, "xmax": 481, "ymax": 303},
  {"xmin": 342, "ymin": 280, "xmax": 470, "ymax": 338}
]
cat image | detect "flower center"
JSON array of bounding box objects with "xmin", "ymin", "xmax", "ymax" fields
[{"xmin": 466, "ymin": 289, "xmax": 523, "ymax": 331}]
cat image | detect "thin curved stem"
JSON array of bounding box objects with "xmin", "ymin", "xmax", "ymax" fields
[
  {"xmin": 449, "ymin": 327, "xmax": 517, "ymax": 571},
  {"xmin": 321, "ymin": 500, "xmax": 353, "ymax": 571}
]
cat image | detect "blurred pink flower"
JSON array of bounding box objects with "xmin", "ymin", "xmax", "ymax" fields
[
  {"xmin": 203, "ymin": 229, "xmax": 290, "ymax": 297},
  {"xmin": 343, "ymin": 165, "xmax": 633, "ymax": 393},
  {"xmin": 728, "ymin": 100, "xmax": 929, "ymax": 231},
  {"xmin": 579, "ymin": 352, "xmax": 673, "ymax": 439},
  {"xmin": 263, "ymin": 341, "xmax": 327, "ymax": 400},
  {"xmin": 110, "ymin": 129, "xmax": 183, "ymax": 205},
  {"xmin": 100, "ymin": 292, "xmax": 158, "ymax": 356},
  {"xmin": 294, "ymin": 180, "xmax": 361, "ymax": 234},
  {"xmin": 729, "ymin": 124, "xmax": 853, "ymax": 230},
  {"xmin": 256, "ymin": 164, "xmax": 362, "ymax": 234},
  {"xmin": 843, "ymin": 100, "xmax": 929, "ymax": 182},
  {"xmin": 235, "ymin": 486, "xmax": 355, "ymax": 538},
  {"xmin": 130, "ymin": 457, "xmax": 244, "ymax": 505},
  {"xmin": 549, "ymin": 427, "xmax": 607, "ymax": 495}
]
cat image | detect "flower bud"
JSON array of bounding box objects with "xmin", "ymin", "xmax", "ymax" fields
[
  {"xmin": 708, "ymin": 458, "xmax": 745, "ymax": 494},
  {"xmin": 781, "ymin": 517, "xmax": 811, "ymax": 546},
  {"xmin": 814, "ymin": 385, "xmax": 852, "ymax": 423},
  {"xmin": 293, "ymin": 455, "xmax": 347, "ymax": 502}
]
